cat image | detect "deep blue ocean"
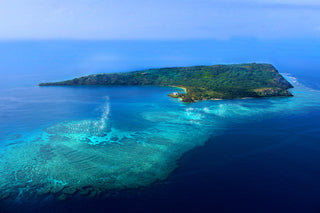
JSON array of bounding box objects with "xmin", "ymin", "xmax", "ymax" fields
[{"xmin": 0, "ymin": 40, "xmax": 320, "ymax": 213}]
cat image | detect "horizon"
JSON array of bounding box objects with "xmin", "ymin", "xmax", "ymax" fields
[{"xmin": 0, "ymin": 38, "xmax": 319, "ymax": 89}]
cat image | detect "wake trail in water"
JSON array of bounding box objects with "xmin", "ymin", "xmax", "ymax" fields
[{"xmin": 95, "ymin": 96, "xmax": 110, "ymax": 131}]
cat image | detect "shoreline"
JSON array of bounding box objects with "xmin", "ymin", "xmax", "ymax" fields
[{"xmin": 170, "ymin": 85, "xmax": 187, "ymax": 94}]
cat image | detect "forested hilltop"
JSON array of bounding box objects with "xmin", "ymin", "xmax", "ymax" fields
[{"xmin": 39, "ymin": 63, "xmax": 293, "ymax": 102}]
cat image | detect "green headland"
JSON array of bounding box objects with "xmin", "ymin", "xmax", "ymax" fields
[{"xmin": 39, "ymin": 63, "xmax": 293, "ymax": 102}]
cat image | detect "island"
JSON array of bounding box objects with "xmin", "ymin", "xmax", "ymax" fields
[{"xmin": 39, "ymin": 63, "xmax": 293, "ymax": 102}]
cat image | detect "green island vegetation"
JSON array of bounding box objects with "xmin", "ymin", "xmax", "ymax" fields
[{"xmin": 39, "ymin": 63, "xmax": 293, "ymax": 102}]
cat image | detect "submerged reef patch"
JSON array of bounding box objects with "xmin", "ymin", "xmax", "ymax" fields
[{"xmin": 0, "ymin": 107, "xmax": 212, "ymax": 201}]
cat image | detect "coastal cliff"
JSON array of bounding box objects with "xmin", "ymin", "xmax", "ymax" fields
[{"xmin": 39, "ymin": 63, "xmax": 293, "ymax": 102}]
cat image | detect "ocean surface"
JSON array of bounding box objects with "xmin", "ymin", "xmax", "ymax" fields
[{"xmin": 0, "ymin": 40, "xmax": 320, "ymax": 213}]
